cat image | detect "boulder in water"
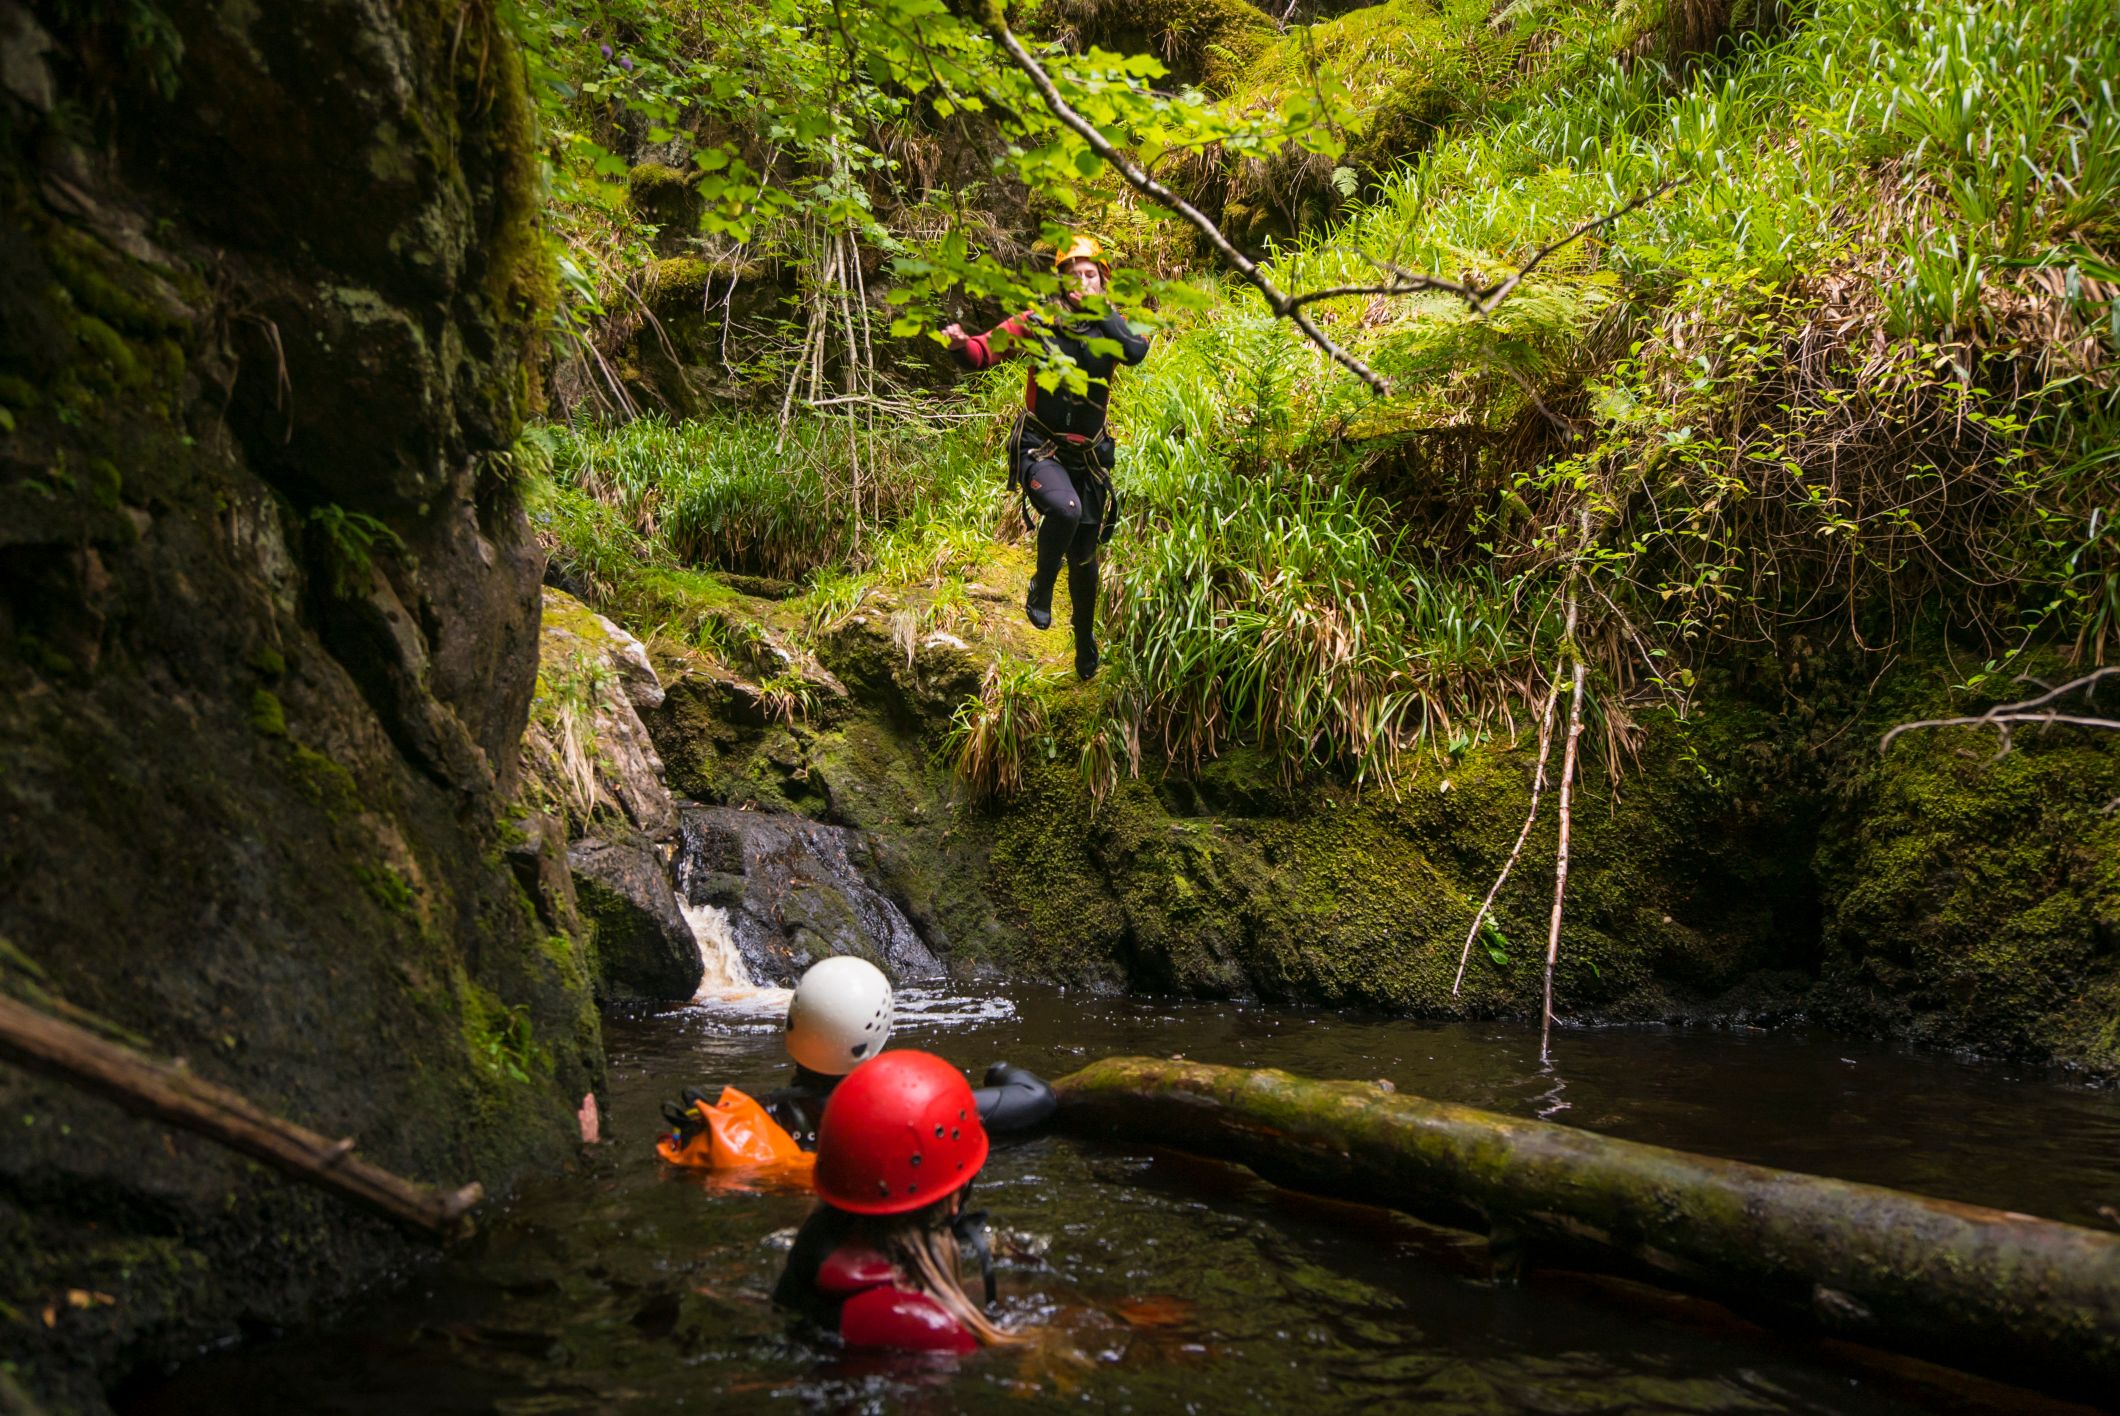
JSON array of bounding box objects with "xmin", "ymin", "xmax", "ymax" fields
[
  {"xmin": 674, "ymin": 806, "xmax": 942, "ymax": 985},
  {"xmin": 567, "ymin": 830, "xmax": 703, "ymax": 1003}
]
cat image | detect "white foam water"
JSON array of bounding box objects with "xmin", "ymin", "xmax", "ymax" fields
[
  {"xmin": 889, "ymin": 987, "xmax": 1017, "ymax": 1030},
  {"xmin": 681, "ymin": 901, "xmax": 793, "ymax": 1017},
  {"xmin": 678, "ymin": 903, "xmax": 1012, "ymax": 1032}
]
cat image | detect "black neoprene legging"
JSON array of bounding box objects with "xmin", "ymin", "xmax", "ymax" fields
[{"xmin": 1021, "ymin": 454, "xmax": 1104, "ymax": 636}]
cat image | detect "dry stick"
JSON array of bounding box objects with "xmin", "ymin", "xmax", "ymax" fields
[
  {"xmin": 1879, "ymin": 666, "xmax": 2120, "ymax": 754},
  {"xmin": 834, "ymin": 228, "xmax": 866, "ymax": 530},
  {"xmin": 1541, "ymin": 633, "xmax": 1588, "ymax": 1065},
  {"xmin": 849, "ymin": 223, "xmax": 879, "ymax": 530},
  {"xmin": 0, "ymin": 995, "xmax": 483, "ymax": 1241},
  {"xmin": 1453, "ymin": 668, "xmax": 1562, "ymax": 995},
  {"xmin": 981, "ymin": 5, "xmax": 1677, "ymax": 396}
]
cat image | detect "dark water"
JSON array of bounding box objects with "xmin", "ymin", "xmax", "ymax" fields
[{"xmin": 128, "ymin": 988, "xmax": 2120, "ymax": 1414}]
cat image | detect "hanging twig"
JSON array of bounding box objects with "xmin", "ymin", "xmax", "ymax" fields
[
  {"xmin": 1541, "ymin": 617, "xmax": 1587, "ymax": 1065},
  {"xmin": 1453, "ymin": 658, "xmax": 1564, "ymax": 996},
  {"xmin": 978, "ymin": 3, "xmax": 1677, "ymax": 396},
  {"xmin": 1880, "ymin": 667, "xmax": 2120, "ymax": 755},
  {"xmin": 0, "ymin": 995, "xmax": 483, "ymax": 1241}
]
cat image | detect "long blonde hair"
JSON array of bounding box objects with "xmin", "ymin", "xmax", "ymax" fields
[{"xmin": 862, "ymin": 1196, "xmax": 1019, "ymax": 1346}]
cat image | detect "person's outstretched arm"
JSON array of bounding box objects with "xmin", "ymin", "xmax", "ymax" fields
[
  {"xmin": 1100, "ymin": 307, "xmax": 1151, "ymax": 366},
  {"xmin": 971, "ymin": 1062, "xmax": 1057, "ymax": 1133},
  {"xmin": 943, "ymin": 313, "xmax": 1034, "ymax": 370}
]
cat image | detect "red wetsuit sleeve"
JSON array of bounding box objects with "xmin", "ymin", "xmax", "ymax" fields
[
  {"xmin": 839, "ymin": 1286, "xmax": 978, "ymax": 1353},
  {"xmin": 815, "ymin": 1244, "xmax": 897, "ymax": 1295},
  {"xmin": 951, "ymin": 313, "xmax": 1033, "ymax": 371}
]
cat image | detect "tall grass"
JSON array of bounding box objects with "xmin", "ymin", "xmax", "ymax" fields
[
  {"xmin": 534, "ymin": 0, "xmax": 2120, "ymax": 798},
  {"xmin": 547, "ymin": 412, "xmax": 995, "ymax": 580}
]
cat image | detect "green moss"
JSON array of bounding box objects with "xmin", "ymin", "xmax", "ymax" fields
[
  {"xmin": 539, "ymin": 585, "xmax": 617, "ymax": 646},
  {"xmin": 627, "ymin": 161, "xmax": 696, "ymax": 211},
  {"xmin": 73, "ymin": 314, "xmax": 141, "ymax": 386},
  {"xmin": 0, "ymin": 375, "xmax": 37, "ymax": 409},
  {"xmin": 248, "ymin": 688, "xmax": 287, "ymax": 738},
  {"xmin": 357, "ymin": 862, "xmax": 418, "ymax": 917},
  {"xmin": 1069, "ymin": 0, "xmax": 1275, "ymax": 92},
  {"xmin": 1815, "ymin": 693, "xmax": 2120, "ymax": 1073},
  {"xmin": 249, "ymin": 645, "xmax": 287, "ymax": 678},
  {"xmin": 457, "ymin": 977, "xmax": 553, "ymax": 1085},
  {"xmin": 648, "ymin": 256, "xmax": 713, "ymax": 309},
  {"xmin": 44, "ymin": 225, "xmax": 188, "ymax": 336},
  {"xmin": 286, "ymin": 745, "xmax": 362, "ymax": 820}
]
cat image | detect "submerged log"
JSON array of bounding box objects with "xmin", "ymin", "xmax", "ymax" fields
[
  {"xmin": 0, "ymin": 995, "xmax": 483, "ymax": 1241},
  {"xmin": 1052, "ymin": 1056, "xmax": 2120, "ymax": 1401}
]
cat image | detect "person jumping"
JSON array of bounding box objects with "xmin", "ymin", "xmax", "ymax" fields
[{"xmin": 941, "ymin": 236, "xmax": 1152, "ymax": 681}]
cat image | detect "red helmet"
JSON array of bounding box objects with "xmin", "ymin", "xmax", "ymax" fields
[{"xmin": 813, "ymin": 1051, "xmax": 989, "ymax": 1215}]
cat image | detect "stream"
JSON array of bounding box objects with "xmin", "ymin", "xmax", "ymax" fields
[{"xmin": 123, "ymin": 983, "xmax": 2120, "ymax": 1414}]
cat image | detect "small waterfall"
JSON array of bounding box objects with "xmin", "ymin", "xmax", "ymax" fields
[{"xmin": 681, "ymin": 898, "xmax": 792, "ymax": 1012}]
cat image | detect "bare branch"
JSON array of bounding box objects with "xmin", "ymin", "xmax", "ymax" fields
[
  {"xmin": 1880, "ymin": 667, "xmax": 2120, "ymax": 754},
  {"xmin": 982, "ymin": 10, "xmax": 1389, "ymax": 391},
  {"xmin": 1453, "ymin": 663, "xmax": 1562, "ymax": 996},
  {"xmin": 979, "ymin": 8, "xmax": 1676, "ymax": 397}
]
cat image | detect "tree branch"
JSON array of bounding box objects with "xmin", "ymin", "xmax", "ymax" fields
[
  {"xmin": 1880, "ymin": 667, "xmax": 2120, "ymax": 754},
  {"xmin": 978, "ymin": 6, "xmax": 1677, "ymax": 396},
  {"xmin": 0, "ymin": 994, "xmax": 484, "ymax": 1241}
]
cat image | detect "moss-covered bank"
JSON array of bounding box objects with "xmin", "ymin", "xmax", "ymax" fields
[
  {"xmin": 620, "ymin": 561, "xmax": 2119, "ymax": 1080},
  {"xmin": 0, "ymin": 4, "xmax": 597, "ymax": 1407}
]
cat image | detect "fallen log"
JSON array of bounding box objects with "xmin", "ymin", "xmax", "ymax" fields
[
  {"xmin": 0, "ymin": 994, "xmax": 482, "ymax": 1241},
  {"xmin": 1052, "ymin": 1056, "xmax": 2120, "ymax": 1402}
]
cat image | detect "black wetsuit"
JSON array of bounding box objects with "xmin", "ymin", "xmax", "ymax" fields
[
  {"xmin": 663, "ymin": 1063, "xmax": 1057, "ymax": 1154},
  {"xmin": 951, "ymin": 306, "xmax": 1152, "ymax": 675}
]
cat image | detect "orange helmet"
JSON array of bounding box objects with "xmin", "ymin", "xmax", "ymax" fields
[{"xmin": 1052, "ymin": 234, "xmax": 1109, "ymax": 276}]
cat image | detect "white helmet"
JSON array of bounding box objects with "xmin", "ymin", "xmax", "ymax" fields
[{"xmin": 785, "ymin": 956, "xmax": 894, "ymax": 1076}]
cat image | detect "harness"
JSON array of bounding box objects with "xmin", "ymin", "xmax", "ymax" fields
[{"xmin": 1009, "ymin": 407, "xmax": 1120, "ymax": 548}]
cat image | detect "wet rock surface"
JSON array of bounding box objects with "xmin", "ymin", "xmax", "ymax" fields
[
  {"xmin": 567, "ymin": 832, "xmax": 703, "ymax": 1004},
  {"xmin": 673, "ymin": 804, "xmax": 943, "ymax": 985},
  {"xmin": 0, "ymin": 4, "xmax": 594, "ymax": 1409}
]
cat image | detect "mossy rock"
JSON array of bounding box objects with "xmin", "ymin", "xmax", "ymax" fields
[
  {"xmin": 1815, "ymin": 706, "xmax": 2120, "ymax": 1075},
  {"xmin": 647, "ymin": 256, "xmax": 714, "ymax": 313},
  {"xmin": 1055, "ymin": 0, "xmax": 1277, "ymax": 92},
  {"xmin": 627, "ymin": 161, "xmax": 702, "ymax": 230}
]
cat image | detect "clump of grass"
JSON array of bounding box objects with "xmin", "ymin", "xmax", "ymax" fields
[
  {"xmin": 546, "ymin": 413, "xmax": 995, "ymax": 581},
  {"xmin": 945, "ymin": 659, "xmax": 1056, "ymax": 801},
  {"xmin": 1109, "ymin": 465, "xmax": 1521, "ymax": 790},
  {"xmin": 519, "ymin": 648, "xmax": 621, "ymax": 832}
]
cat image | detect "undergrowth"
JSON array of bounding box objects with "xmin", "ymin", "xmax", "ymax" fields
[{"xmin": 523, "ymin": 0, "xmax": 2120, "ymax": 799}]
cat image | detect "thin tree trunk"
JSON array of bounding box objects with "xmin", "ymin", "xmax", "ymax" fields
[
  {"xmin": 1541, "ymin": 649, "xmax": 1587, "ymax": 1062},
  {"xmin": 1453, "ymin": 666, "xmax": 1561, "ymax": 995},
  {"xmin": 1052, "ymin": 1057, "xmax": 2120, "ymax": 1404},
  {"xmin": 0, "ymin": 996, "xmax": 483, "ymax": 1241}
]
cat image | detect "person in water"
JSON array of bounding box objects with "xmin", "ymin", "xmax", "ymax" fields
[
  {"xmin": 659, "ymin": 955, "xmax": 1053, "ymax": 1155},
  {"xmin": 940, "ymin": 234, "xmax": 1153, "ymax": 681},
  {"xmin": 774, "ymin": 1049, "xmax": 1015, "ymax": 1352}
]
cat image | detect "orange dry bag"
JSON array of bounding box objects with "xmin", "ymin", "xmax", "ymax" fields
[{"xmin": 657, "ymin": 1086, "xmax": 813, "ymax": 1174}]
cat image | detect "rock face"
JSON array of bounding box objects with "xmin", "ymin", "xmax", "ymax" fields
[
  {"xmin": 640, "ymin": 580, "xmax": 2120, "ymax": 1077},
  {"xmin": 524, "ymin": 587, "xmax": 702, "ymax": 1003},
  {"xmin": 0, "ymin": 4, "xmax": 597, "ymax": 1407},
  {"xmin": 1811, "ymin": 671, "xmax": 2120, "ymax": 1070},
  {"xmin": 568, "ymin": 833, "xmax": 704, "ymax": 1004},
  {"xmin": 673, "ymin": 806, "xmax": 944, "ymax": 985}
]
